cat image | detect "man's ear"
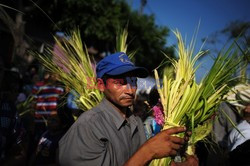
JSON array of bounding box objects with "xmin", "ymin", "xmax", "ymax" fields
[{"xmin": 97, "ymin": 78, "xmax": 105, "ymax": 92}]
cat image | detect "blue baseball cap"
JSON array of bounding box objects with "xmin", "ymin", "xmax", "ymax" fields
[{"xmin": 96, "ymin": 52, "xmax": 148, "ymax": 78}]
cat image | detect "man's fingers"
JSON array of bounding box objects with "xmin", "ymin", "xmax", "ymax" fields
[
  {"xmin": 170, "ymin": 143, "xmax": 182, "ymax": 150},
  {"xmin": 170, "ymin": 136, "xmax": 185, "ymax": 144},
  {"xmin": 169, "ymin": 149, "xmax": 177, "ymax": 156},
  {"xmin": 164, "ymin": 127, "xmax": 186, "ymax": 135}
]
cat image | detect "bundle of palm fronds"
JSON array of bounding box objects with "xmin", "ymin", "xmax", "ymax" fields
[
  {"xmin": 150, "ymin": 30, "xmax": 242, "ymax": 165},
  {"xmin": 34, "ymin": 29, "xmax": 103, "ymax": 111}
]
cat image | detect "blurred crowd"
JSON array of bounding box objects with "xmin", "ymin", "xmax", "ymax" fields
[{"xmin": 0, "ymin": 65, "xmax": 77, "ymax": 165}]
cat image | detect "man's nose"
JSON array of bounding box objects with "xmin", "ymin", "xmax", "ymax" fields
[{"xmin": 126, "ymin": 83, "xmax": 136, "ymax": 93}]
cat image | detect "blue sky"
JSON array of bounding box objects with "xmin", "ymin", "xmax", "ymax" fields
[{"xmin": 128, "ymin": 0, "xmax": 250, "ymax": 82}]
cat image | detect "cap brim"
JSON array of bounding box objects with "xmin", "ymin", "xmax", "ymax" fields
[{"xmin": 106, "ymin": 65, "xmax": 148, "ymax": 78}]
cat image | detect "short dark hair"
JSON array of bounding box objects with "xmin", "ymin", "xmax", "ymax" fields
[
  {"xmin": 149, "ymin": 86, "xmax": 160, "ymax": 107},
  {"xmin": 100, "ymin": 74, "xmax": 111, "ymax": 85}
]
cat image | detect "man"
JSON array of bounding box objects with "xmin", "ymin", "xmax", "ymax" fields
[
  {"xmin": 228, "ymin": 104, "xmax": 250, "ymax": 151},
  {"xmin": 228, "ymin": 104, "xmax": 250, "ymax": 166},
  {"xmin": 59, "ymin": 52, "xmax": 198, "ymax": 165}
]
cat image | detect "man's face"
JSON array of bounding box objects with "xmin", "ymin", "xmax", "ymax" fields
[{"xmin": 102, "ymin": 76, "xmax": 137, "ymax": 108}]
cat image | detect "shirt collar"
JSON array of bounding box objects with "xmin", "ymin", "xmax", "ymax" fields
[
  {"xmin": 101, "ymin": 98, "xmax": 138, "ymax": 132},
  {"xmin": 127, "ymin": 114, "xmax": 138, "ymax": 136}
]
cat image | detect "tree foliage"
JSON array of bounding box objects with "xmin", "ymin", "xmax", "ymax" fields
[
  {"xmin": 1, "ymin": 0, "xmax": 175, "ymax": 74},
  {"xmin": 49, "ymin": 0, "xmax": 175, "ymax": 73}
]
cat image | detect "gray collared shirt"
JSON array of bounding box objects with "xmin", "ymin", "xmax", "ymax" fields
[{"xmin": 59, "ymin": 98, "xmax": 146, "ymax": 166}]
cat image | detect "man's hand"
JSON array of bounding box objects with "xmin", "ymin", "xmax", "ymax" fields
[
  {"xmin": 170, "ymin": 155, "xmax": 199, "ymax": 166},
  {"xmin": 124, "ymin": 127, "xmax": 188, "ymax": 166},
  {"xmin": 143, "ymin": 127, "xmax": 188, "ymax": 159}
]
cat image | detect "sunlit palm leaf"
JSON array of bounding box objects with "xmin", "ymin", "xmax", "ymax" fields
[{"xmin": 33, "ymin": 29, "xmax": 103, "ymax": 111}]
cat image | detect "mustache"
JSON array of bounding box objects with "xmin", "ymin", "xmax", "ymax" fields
[{"xmin": 120, "ymin": 94, "xmax": 135, "ymax": 100}]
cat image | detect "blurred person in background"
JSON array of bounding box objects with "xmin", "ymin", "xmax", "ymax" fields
[
  {"xmin": 22, "ymin": 64, "xmax": 40, "ymax": 96},
  {"xmin": 29, "ymin": 71, "xmax": 64, "ymax": 164},
  {"xmin": 32, "ymin": 72, "xmax": 64, "ymax": 138},
  {"xmin": 29, "ymin": 97, "xmax": 74, "ymax": 166},
  {"xmin": 228, "ymin": 104, "xmax": 250, "ymax": 151},
  {"xmin": 226, "ymin": 85, "xmax": 250, "ymax": 166},
  {"xmin": 228, "ymin": 104, "xmax": 250, "ymax": 166},
  {"xmin": 0, "ymin": 69, "xmax": 26, "ymax": 165},
  {"xmin": 133, "ymin": 87, "xmax": 162, "ymax": 140}
]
